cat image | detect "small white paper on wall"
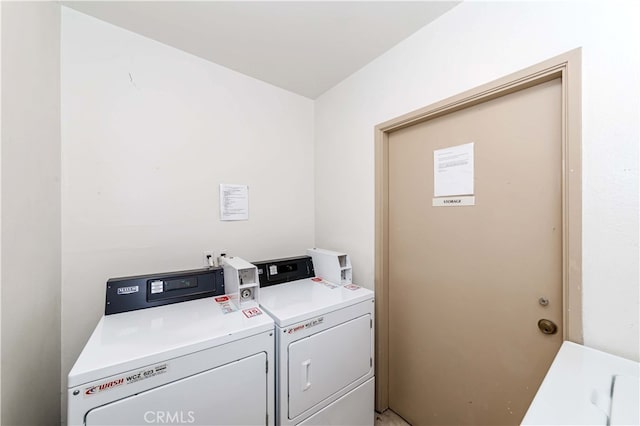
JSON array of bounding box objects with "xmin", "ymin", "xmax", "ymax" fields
[
  {"xmin": 433, "ymin": 142, "xmax": 474, "ymax": 197},
  {"xmin": 220, "ymin": 184, "xmax": 249, "ymax": 221}
]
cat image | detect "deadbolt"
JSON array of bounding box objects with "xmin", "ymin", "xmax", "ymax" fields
[
  {"xmin": 538, "ymin": 297, "xmax": 549, "ymax": 306},
  {"xmin": 538, "ymin": 319, "xmax": 558, "ymax": 335}
]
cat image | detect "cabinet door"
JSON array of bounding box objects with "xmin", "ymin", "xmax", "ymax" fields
[
  {"xmin": 86, "ymin": 353, "xmax": 267, "ymax": 425},
  {"xmin": 288, "ymin": 314, "xmax": 372, "ymax": 419}
]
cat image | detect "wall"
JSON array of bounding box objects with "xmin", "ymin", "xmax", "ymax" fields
[
  {"xmin": 315, "ymin": 1, "xmax": 639, "ymax": 361},
  {"xmin": 61, "ymin": 7, "xmax": 314, "ymax": 418},
  {"xmin": 0, "ymin": 4, "xmax": 3, "ymax": 420},
  {"xmin": 1, "ymin": 2, "xmax": 62, "ymax": 424}
]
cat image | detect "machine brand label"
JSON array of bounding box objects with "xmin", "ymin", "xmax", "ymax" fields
[
  {"xmin": 83, "ymin": 378, "xmax": 124, "ymax": 396},
  {"xmin": 123, "ymin": 363, "xmax": 168, "ymax": 385},
  {"xmin": 285, "ymin": 316, "xmax": 324, "ymax": 334},
  {"xmin": 344, "ymin": 284, "xmax": 361, "ymax": 291},
  {"xmin": 83, "ymin": 364, "xmax": 168, "ymax": 398},
  {"xmin": 117, "ymin": 285, "xmax": 139, "ymax": 295}
]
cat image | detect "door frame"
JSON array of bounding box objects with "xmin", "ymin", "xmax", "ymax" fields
[{"xmin": 374, "ymin": 49, "xmax": 582, "ymax": 412}]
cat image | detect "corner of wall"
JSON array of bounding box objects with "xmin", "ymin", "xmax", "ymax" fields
[
  {"xmin": 0, "ymin": 2, "xmax": 4, "ymax": 421},
  {"xmin": 1, "ymin": 1, "xmax": 61, "ymax": 424}
]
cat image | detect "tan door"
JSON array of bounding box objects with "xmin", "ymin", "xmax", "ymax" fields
[{"xmin": 388, "ymin": 78, "xmax": 563, "ymax": 425}]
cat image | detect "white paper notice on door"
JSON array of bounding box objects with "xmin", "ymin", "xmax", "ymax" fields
[
  {"xmin": 433, "ymin": 142, "xmax": 474, "ymax": 197},
  {"xmin": 220, "ymin": 184, "xmax": 249, "ymax": 221}
]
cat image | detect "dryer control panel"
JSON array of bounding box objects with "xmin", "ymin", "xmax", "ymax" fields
[
  {"xmin": 253, "ymin": 256, "xmax": 315, "ymax": 288},
  {"xmin": 105, "ymin": 268, "xmax": 225, "ymax": 315}
]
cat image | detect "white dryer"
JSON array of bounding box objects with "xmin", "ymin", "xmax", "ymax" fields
[
  {"xmin": 254, "ymin": 255, "xmax": 375, "ymax": 426},
  {"xmin": 67, "ymin": 267, "xmax": 274, "ymax": 426}
]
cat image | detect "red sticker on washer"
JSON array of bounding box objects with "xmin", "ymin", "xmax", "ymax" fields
[
  {"xmin": 83, "ymin": 377, "xmax": 124, "ymax": 396},
  {"xmin": 311, "ymin": 277, "xmax": 322, "ymax": 282},
  {"xmin": 242, "ymin": 307, "xmax": 263, "ymax": 318},
  {"xmin": 82, "ymin": 363, "xmax": 168, "ymax": 397},
  {"xmin": 285, "ymin": 316, "xmax": 324, "ymax": 334},
  {"xmin": 214, "ymin": 296, "xmax": 230, "ymax": 303}
]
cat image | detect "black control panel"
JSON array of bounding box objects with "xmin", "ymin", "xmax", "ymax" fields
[
  {"xmin": 252, "ymin": 256, "xmax": 315, "ymax": 288},
  {"xmin": 105, "ymin": 267, "xmax": 225, "ymax": 315}
]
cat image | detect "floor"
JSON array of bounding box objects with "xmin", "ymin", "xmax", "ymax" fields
[{"xmin": 375, "ymin": 409, "xmax": 411, "ymax": 426}]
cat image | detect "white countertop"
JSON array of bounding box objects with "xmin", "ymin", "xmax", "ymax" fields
[{"xmin": 522, "ymin": 341, "xmax": 639, "ymax": 425}]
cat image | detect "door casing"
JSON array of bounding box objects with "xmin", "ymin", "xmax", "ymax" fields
[{"xmin": 374, "ymin": 49, "xmax": 582, "ymax": 411}]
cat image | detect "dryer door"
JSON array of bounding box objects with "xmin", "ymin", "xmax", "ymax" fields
[
  {"xmin": 85, "ymin": 353, "xmax": 267, "ymax": 425},
  {"xmin": 288, "ymin": 314, "xmax": 372, "ymax": 419}
]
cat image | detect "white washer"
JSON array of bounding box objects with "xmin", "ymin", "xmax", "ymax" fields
[
  {"xmin": 254, "ymin": 256, "xmax": 375, "ymax": 426},
  {"xmin": 67, "ymin": 268, "xmax": 275, "ymax": 426}
]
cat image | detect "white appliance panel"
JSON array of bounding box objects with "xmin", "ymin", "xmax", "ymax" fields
[
  {"xmin": 610, "ymin": 375, "xmax": 640, "ymax": 425},
  {"xmin": 259, "ymin": 278, "xmax": 374, "ymax": 327},
  {"xmin": 69, "ymin": 297, "xmax": 273, "ymax": 387},
  {"xmin": 298, "ymin": 378, "xmax": 374, "ymax": 426},
  {"xmin": 86, "ymin": 353, "xmax": 267, "ymax": 426},
  {"xmin": 522, "ymin": 341, "xmax": 639, "ymax": 425},
  {"xmin": 68, "ymin": 328, "xmax": 274, "ymax": 425},
  {"xmin": 288, "ymin": 314, "xmax": 372, "ymax": 419}
]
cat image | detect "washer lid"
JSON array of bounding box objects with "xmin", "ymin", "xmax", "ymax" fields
[
  {"xmin": 258, "ymin": 278, "xmax": 374, "ymax": 327},
  {"xmin": 68, "ymin": 297, "xmax": 273, "ymax": 388}
]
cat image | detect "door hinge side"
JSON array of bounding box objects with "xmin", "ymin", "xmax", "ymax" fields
[
  {"xmin": 266, "ymin": 359, "xmax": 268, "ymax": 373},
  {"xmin": 370, "ymin": 357, "xmax": 373, "ymax": 368},
  {"xmin": 370, "ymin": 319, "xmax": 373, "ymax": 329}
]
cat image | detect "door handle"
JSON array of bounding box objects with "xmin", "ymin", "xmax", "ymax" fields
[
  {"xmin": 302, "ymin": 359, "xmax": 311, "ymax": 391},
  {"xmin": 538, "ymin": 319, "xmax": 558, "ymax": 335}
]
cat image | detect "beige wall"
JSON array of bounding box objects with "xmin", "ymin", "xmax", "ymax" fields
[
  {"xmin": 0, "ymin": 3, "xmax": 3, "ymax": 420},
  {"xmin": 314, "ymin": 1, "xmax": 640, "ymax": 361},
  {"xmin": 60, "ymin": 7, "xmax": 314, "ymax": 421},
  {"xmin": 2, "ymin": 1, "xmax": 638, "ymax": 422},
  {"xmin": 1, "ymin": 2, "xmax": 61, "ymax": 424}
]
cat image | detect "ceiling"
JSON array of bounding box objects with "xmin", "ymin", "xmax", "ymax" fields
[{"xmin": 63, "ymin": 1, "xmax": 460, "ymax": 99}]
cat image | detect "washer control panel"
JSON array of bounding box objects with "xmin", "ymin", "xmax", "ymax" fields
[{"xmin": 105, "ymin": 268, "xmax": 225, "ymax": 315}]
